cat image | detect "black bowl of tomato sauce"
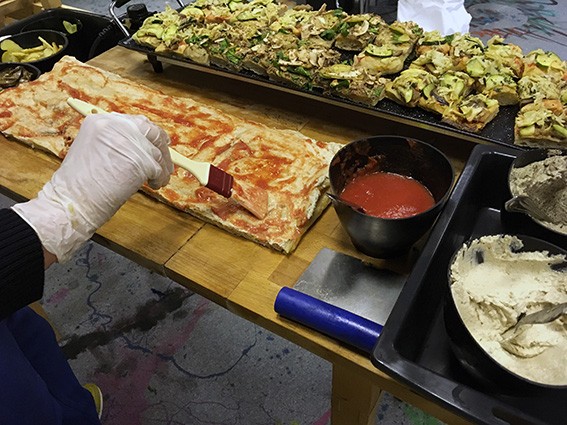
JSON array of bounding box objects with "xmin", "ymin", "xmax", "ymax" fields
[{"xmin": 329, "ymin": 136, "xmax": 454, "ymax": 258}]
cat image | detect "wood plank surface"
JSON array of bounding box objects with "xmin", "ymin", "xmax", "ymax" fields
[{"xmin": 1, "ymin": 47, "xmax": 477, "ymax": 424}]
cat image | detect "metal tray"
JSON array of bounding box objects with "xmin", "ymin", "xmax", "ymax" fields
[
  {"xmin": 118, "ymin": 37, "xmax": 519, "ymax": 148},
  {"xmin": 371, "ymin": 144, "xmax": 567, "ymax": 425}
]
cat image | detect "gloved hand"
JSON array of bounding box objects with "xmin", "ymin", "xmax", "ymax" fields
[{"xmin": 12, "ymin": 113, "xmax": 174, "ymax": 263}]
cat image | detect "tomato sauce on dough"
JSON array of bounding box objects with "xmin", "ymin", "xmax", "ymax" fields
[{"xmin": 340, "ymin": 172, "xmax": 435, "ymax": 219}]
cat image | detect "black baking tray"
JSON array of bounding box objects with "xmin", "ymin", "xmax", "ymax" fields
[
  {"xmin": 118, "ymin": 36, "xmax": 518, "ymax": 148},
  {"xmin": 371, "ymin": 144, "xmax": 567, "ymax": 425}
]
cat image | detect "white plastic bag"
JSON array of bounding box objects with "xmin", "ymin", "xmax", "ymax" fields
[{"xmin": 397, "ymin": 0, "xmax": 472, "ymax": 35}]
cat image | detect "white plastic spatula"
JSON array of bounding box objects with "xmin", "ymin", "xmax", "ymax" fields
[{"xmin": 66, "ymin": 97, "xmax": 268, "ymax": 219}]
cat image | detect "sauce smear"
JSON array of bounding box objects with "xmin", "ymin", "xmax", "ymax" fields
[{"xmin": 340, "ymin": 171, "xmax": 435, "ymax": 219}]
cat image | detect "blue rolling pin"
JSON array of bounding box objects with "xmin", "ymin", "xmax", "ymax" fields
[{"xmin": 274, "ymin": 287, "xmax": 383, "ymax": 354}]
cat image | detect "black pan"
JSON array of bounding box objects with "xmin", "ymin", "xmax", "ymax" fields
[{"xmin": 444, "ymin": 234, "xmax": 567, "ymax": 395}]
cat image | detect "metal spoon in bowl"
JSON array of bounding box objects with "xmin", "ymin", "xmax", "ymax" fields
[
  {"xmin": 327, "ymin": 193, "xmax": 367, "ymax": 214},
  {"xmin": 504, "ymin": 195, "xmax": 555, "ymax": 224},
  {"xmin": 503, "ymin": 302, "xmax": 567, "ymax": 335}
]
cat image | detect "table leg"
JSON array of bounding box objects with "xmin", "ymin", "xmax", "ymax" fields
[{"xmin": 331, "ymin": 363, "xmax": 381, "ymax": 425}]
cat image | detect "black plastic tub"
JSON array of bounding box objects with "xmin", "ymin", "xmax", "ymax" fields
[
  {"xmin": 0, "ymin": 63, "xmax": 41, "ymax": 88},
  {"xmin": 371, "ymin": 144, "xmax": 567, "ymax": 425},
  {"xmin": 21, "ymin": 15, "xmax": 84, "ymax": 59},
  {"xmin": 0, "ymin": 29, "xmax": 68, "ymax": 73},
  {"xmin": 0, "ymin": 8, "xmax": 124, "ymax": 62}
]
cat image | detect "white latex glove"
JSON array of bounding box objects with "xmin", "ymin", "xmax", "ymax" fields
[{"xmin": 12, "ymin": 113, "xmax": 174, "ymax": 263}]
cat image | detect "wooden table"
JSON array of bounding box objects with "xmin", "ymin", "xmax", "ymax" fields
[{"xmin": 0, "ymin": 47, "xmax": 477, "ymax": 425}]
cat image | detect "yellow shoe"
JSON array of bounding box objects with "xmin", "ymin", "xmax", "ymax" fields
[{"xmin": 83, "ymin": 383, "xmax": 103, "ymax": 420}]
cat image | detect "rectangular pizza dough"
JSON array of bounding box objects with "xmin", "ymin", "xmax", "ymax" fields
[{"xmin": 0, "ymin": 56, "xmax": 343, "ymax": 253}]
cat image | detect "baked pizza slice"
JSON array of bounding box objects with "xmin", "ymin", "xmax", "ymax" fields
[
  {"xmin": 333, "ymin": 13, "xmax": 386, "ymax": 52},
  {"xmin": 242, "ymin": 30, "xmax": 300, "ymax": 76},
  {"xmin": 352, "ymin": 21, "xmax": 421, "ymax": 76},
  {"xmin": 204, "ymin": 23, "xmax": 250, "ymax": 71},
  {"xmin": 168, "ymin": 26, "xmax": 212, "ymax": 65},
  {"xmin": 409, "ymin": 49, "xmax": 455, "ymax": 76},
  {"xmin": 316, "ymin": 62, "xmax": 358, "ymax": 90},
  {"xmin": 269, "ymin": 5, "xmax": 316, "ymax": 36},
  {"xmin": 189, "ymin": 0, "xmax": 282, "ymax": 24},
  {"xmin": 464, "ymin": 55, "xmax": 500, "ymax": 79},
  {"xmin": 241, "ymin": 42, "xmax": 271, "ymax": 76},
  {"xmin": 464, "ymin": 56, "xmax": 519, "ymax": 105},
  {"xmin": 480, "ymin": 73, "xmax": 520, "ymax": 106},
  {"xmin": 522, "ymin": 49, "xmax": 567, "ymax": 82},
  {"xmin": 441, "ymin": 93, "xmax": 500, "ymax": 132},
  {"xmin": 206, "ymin": 3, "xmax": 277, "ymax": 69},
  {"xmin": 211, "ymin": 19, "xmax": 272, "ymax": 71},
  {"xmin": 373, "ymin": 20, "xmax": 422, "ymax": 48},
  {"xmin": 133, "ymin": 5, "xmax": 183, "ymax": 50},
  {"xmin": 267, "ymin": 46, "xmax": 341, "ymax": 90},
  {"xmin": 134, "ymin": 6, "xmax": 211, "ymax": 64},
  {"xmin": 225, "ymin": 0, "xmax": 286, "ymax": 25},
  {"xmin": 385, "ymin": 68, "xmax": 437, "ymax": 107},
  {"xmin": 353, "ymin": 43, "xmax": 411, "ymax": 76},
  {"xmin": 418, "ymin": 70, "xmax": 474, "ymax": 115},
  {"xmin": 165, "ymin": 20, "xmax": 233, "ymax": 66},
  {"xmin": 447, "ymin": 33, "xmax": 485, "ymax": 71},
  {"xmin": 226, "ymin": 14, "xmax": 271, "ymax": 41},
  {"xmin": 515, "ymin": 99, "xmax": 567, "ymax": 148},
  {"xmin": 186, "ymin": 0, "xmax": 233, "ymax": 23},
  {"xmin": 296, "ymin": 7, "xmax": 348, "ymax": 49},
  {"xmin": 484, "ymin": 35, "xmax": 524, "ymax": 78},
  {"xmin": 205, "ymin": 6, "xmax": 279, "ymax": 73},
  {"xmin": 415, "ymin": 30, "xmax": 453, "ymax": 57},
  {"xmin": 517, "ymin": 74, "xmax": 563, "ymax": 105},
  {"xmin": 179, "ymin": 4, "xmax": 207, "ymax": 25},
  {"xmin": 317, "ymin": 63, "xmax": 389, "ymax": 106}
]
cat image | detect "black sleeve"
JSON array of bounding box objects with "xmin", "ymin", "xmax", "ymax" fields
[{"xmin": 0, "ymin": 208, "xmax": 45, "ymax": 321}]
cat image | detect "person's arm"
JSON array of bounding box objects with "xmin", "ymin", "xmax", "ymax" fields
[
  {"xmin": 0, "ymin": 209, "xmax": 44, "ymax": 320},
  {"xmin": 0, "ymin": 113, "xmax": 173, "ymax": 320}
]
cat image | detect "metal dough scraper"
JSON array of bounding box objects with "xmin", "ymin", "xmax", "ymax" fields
[{"xmin": 274, "ymin": 248, "xmax": 406, "ymax": 354}]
